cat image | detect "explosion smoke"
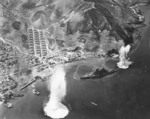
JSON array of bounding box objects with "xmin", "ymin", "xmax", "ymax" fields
[
  {"xmin": 117, "ymin": 45, "xmax": 132, "ymax": 69},
  {"xmin": 44, "ymin": 65, "xmax": 69, "ymax": 119},
  {"xmin": 53, "ymin": 0, "xmax": 76, "ymax": 14}
]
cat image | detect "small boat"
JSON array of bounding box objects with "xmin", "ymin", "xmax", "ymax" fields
[
  {"xmin": 3, "ymin": 102, "xmax": 13, "ymax": 108},
  {"xmin": 32, "ymin": 89, "xmax": 40, "ymax": 95}
]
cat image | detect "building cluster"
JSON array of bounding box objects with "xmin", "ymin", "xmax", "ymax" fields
[
  {"xmin": 0, "ymin": 41, "xmax": 21, "ymax": 107},
  {"xmin": 28, "ymin": 28, "xmax": 48, "ymax": 58},
  {"xmin": 0, "ymin": 41, "xmax": 19, "ymax": 79}
]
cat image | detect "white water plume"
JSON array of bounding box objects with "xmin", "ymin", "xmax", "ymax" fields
[
  {"xmin": 44, "ymin": 65, "xmax": 69, "ymax": 119},
  {"xmin": 117, "ymin": 45, "xmax": 132, "ymax": 69}
]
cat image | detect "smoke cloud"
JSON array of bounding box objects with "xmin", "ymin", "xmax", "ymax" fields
[
  {"xmin": 69, "ymin": 11, "xmax": 84, "ymax": 23},
  {"xmin": 53, "ymin": 0, "xmax": 85, "ymax": 21},
  {"xmin": 117, "ymin": 45, "xmax": 132, "ymax": 69},
  {"xmin": 44, "ymin": 65, "xmax": 69, "ymax": 119},
  {"xmin": 53, "ymin": 0, "xmax": 75, "ymax": 14}
]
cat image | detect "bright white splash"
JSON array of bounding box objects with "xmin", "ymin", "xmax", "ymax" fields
[
  {"xmin": 117, "ymin": 45, "xmax": 132, "ymax": 69},
  {"xmin": 44, "ymin": 65, "xmax": 69, "ymax": 119}
]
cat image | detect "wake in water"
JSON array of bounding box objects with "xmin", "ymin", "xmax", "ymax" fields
[{"xmin": 44, "ymin": 65, "xmax": 69, "ymax": 119}]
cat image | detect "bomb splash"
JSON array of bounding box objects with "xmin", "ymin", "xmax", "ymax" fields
[
  {"xmin": 44, "ymin": 65, "xmax": 69, "ymax": 119},
  {"xmin": 117, "ymin": 45, "xmax": 132, "ymax": 69}
]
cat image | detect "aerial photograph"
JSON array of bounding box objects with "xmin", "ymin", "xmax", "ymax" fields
[{"xmin": 0, "ymin": 0, "xmax": 150, "ymax": 119}]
